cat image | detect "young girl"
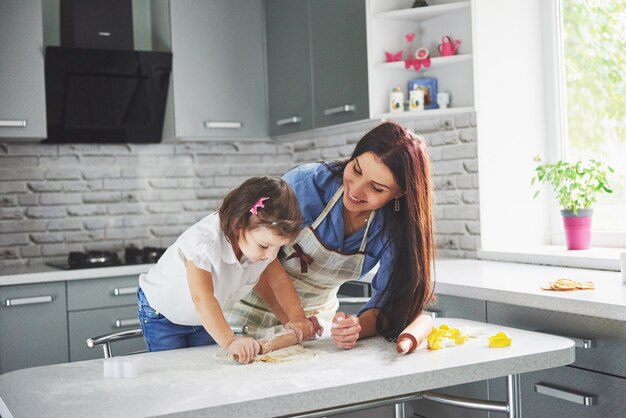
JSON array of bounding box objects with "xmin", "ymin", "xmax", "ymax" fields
[{"xmin": 138, "ymin": 176, "xmax": 319, "ymax": 363}]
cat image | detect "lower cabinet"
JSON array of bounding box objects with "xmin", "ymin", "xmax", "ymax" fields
[
  {"xmin": 489, "ymin": 365, "xmax": 626, "ymax": 418},
  {"xmin": 0, "ymin": 282, "xmax": 68, "ymax": 374},
  {"xmin": 408, "ymin": 294, "xmax": 489, "ymax": 418},
  {"xmin": 69, "ymin": 305, "xmax": 144, "ymax": 361},
  {"xmin": 67, "ymin": 276, "xmax": 145, "ymax": 361},
  {"xmin": 0, "ymin": 275, "xmax": 146, "ymax": 374},
  {"xmin": 487, "ymin": 301, "xmax": 626, "ymax": 418}
]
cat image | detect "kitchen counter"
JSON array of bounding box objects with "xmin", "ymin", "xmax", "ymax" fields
[
  {"xmin": 0, "ymin": 263, "xmax": 153, "ymax": 286},
  {"xmin": 0, "ymin": 318, "xmax": 574, "ymax": 418},
  {"xmin": 2, "ymin": 258, "xmax": 624, "ymax": 321},
  {"xmin": 434, "ymin": 259, "xmax": 626, "ymax": 321}
]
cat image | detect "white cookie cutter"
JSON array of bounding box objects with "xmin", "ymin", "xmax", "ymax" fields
[{"xmin": 103, "ymin": 356, "xmax": 144, "ymax": 378}]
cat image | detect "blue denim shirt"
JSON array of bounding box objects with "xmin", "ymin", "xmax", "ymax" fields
[{"xmin": 283, "ymin": 163, "xmax": 394, "ymax": 313}]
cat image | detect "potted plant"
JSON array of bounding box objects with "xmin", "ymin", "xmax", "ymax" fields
[{"xmin": 532, "ymin": 156, "xmax": 614, "ymax": 250}]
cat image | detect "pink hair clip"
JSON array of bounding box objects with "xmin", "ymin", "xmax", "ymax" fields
[{"xmin": 250, "ymin": 197, "xmax": 269, "ymax": 215}]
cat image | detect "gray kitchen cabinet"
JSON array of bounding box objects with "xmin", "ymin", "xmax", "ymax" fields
[
  {"xmin": 265, "ymin": 0, "xmax": 369, "ymax": 135},
  {"xmin": 69, "ymin": 305, "xmax": 143, "ymax": 361},
  {"xmin": 0, "ymin": 0, "xmax": 47, "ymax": 141},
  {"xmin": 154, "ymin": 0, "xmax": 268, "ymax": 140},
  {"xmin": 495, "ymin": 365, "xmax": 625, "ymax": 418},
  {"xmin": 265, "ymin": 0, "xmax": 314, "ymax": 136},
  {"xmin": 408, "ymin": 294, "xmax": 489, "ymax": 418},
  {"xmin": 67, "ymin": 276, "xmax": 144, "ymax": 361},
  {"xmin": 487, "ymin": 301, "xmax": 626, "ymax": 417},
  {"xmin": 0, "ymin": 282, "xmax": 68, "ymax": 374},
  {"xmin": 311, "ymin": 0, "xmax": 369, "ymax": 128}
]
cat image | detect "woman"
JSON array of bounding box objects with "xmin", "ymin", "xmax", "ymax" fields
[{"xmin": 226, "ymin": 122, "xmax": 435, "ymax": 349}]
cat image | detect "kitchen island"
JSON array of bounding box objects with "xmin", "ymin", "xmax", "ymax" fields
[{"xmin": 0, "ymin": 318, "xmax": 573, "ymax": 418}]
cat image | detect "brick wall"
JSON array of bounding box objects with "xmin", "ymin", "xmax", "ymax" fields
[{"xmin": 0, "ymin": 113, "xmax": 479, "ymax": 267}]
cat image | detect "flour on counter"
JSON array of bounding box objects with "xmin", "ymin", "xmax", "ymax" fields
[{"xmin": 213, "ymin": 344, "xmax": 318, "ymax": 364}]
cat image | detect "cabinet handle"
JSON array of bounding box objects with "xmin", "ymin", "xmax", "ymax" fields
[
  {"xmin": 114, "ymin": 318, "xmax": 140, "ymax": 328},
  {"xmin": 423, "ymin": 310, "xmax": 439, "ymax": 318},
  {"xmin": 0, "ymin": 120, "xmax": 27, "ymax": 127},
  {"xmin": 534, "ymin": 383, "xmax": 598, "ymax": 406},
  {"xmin": 5, "ymin": 295, "xmax": 53, "ymax": 307},
  {"xmin": 113, "ymin": 286, "xmax": 138, "ymax": 296},
  {"xmin": 572, "ymin": 337, "xmax": 596, "ymax": 349},
  {"xmin": 337, "ymin": 296, "xmax": 370, "ymax": 305},
  {"xmin": 204, "ymin": 121, "xmax": 242, "ymax": 129},
  {"xmin": 324, "ymin": 104, "xmax": 356, "ymax": 116},
  {"xmin": 537, "ymin": 330, "xmax": 596, "ymax": 349},
  {"xmin": 276, "ymin": 116, "xmax": 302, "ymax": 126}
]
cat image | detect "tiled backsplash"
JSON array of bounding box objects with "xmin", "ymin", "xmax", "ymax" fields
[{"xmin": 0, "ymin": 113, "xmax": 479, "ymax": 267}]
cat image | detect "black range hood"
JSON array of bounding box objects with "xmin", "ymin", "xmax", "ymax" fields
[
  {"xmin": 44, "ymin": 46, "xmax": 172, "ymax": 144},
  {"xmin": 44, "ymin": 0, "xmax": 172, "ymax": 144}
]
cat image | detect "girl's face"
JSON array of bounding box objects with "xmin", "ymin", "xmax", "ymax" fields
[
  {"xmin": 237, "ymin": 226, "xmax": 290, "ymax": 262},
  {"xmin": 343, "ymin": 151, "xmax": 402, "ymax": 213}
]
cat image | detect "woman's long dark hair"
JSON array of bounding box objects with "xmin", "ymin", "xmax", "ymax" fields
[{"xmin": 328, "ymin": 122, "xmax": 435, "ymax": 340}]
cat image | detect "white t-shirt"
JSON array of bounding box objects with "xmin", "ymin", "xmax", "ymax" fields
[{"xmin": 139, "ymin": 212, "xmax": 272, "ymax": 326}]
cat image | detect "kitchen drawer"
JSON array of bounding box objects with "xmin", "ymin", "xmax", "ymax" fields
[
  {"xmin": 0, "ymin": 282, "xmax": 68, "ymax": 373},
  {"xmin": 489, "ymin": 364, "xmax": 626, "ymax": 418},
  {"xmin": 487, "ymin": 302, "xmax": 626, "ymax": 378},
  {"xmin": 69, "ymin": 305, "xmax": 145, "ymax": 361},
  {"xmin": 426, "ymin": 294, "xmax": 487, "ymax": 322},
  {"xmin": 67, "ymin": 275, "xmax": 139, "ymax": 311}
]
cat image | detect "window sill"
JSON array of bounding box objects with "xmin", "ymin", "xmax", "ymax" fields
[{"xmin": 477, "ymin": 246, "xmax": 625, "ymax": 271}]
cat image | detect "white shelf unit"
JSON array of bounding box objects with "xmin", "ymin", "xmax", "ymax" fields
[
  {"xmin": 379, "ymin": 105, "xmax": 475, "ymax": 121},
  {"xmin": 367, "ymin": 0, "xmax": 474, "ymax": 119}
]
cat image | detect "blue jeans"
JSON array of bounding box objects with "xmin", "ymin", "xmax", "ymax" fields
[{"xmin": 137, "ymin": 287, "xmax": 216, "ymax": 352}]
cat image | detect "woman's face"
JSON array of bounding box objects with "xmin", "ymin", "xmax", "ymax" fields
[
  {"xmin": 237, "ymin": 226, "xmax": 290, "ymax": 262},
  {"xmin": 342, "ymin": 151, "xmax": 402, "ymax": 213}
]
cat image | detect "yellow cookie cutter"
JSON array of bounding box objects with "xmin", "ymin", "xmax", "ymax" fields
[
  {"xmin": 488, "ymin": 331, "xmax": 512, "ymax": 347},
  {"xmin": 427, "ymin": 325, "xmax": 469, "ymax": 350}
]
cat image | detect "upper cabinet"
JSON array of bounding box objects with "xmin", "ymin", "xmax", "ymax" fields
[
  {"xmin": 153, "ymin": 0, "xmax": 268, "ymax": 141},
  {"xmin": 265, "ymin": 0, "xmax": 314, "ymax": 136},
  {"xmin": 0, "ymin": 0, "xmax": 47, "ymax": 141},
  {"xmin": 311, "ymin": 0, "xmax": 369, "ymax": 129},
  {"xmin": 266, "ymin": 0, "xmax": 369, "ymax": 136},
  {"xmin": 368, "ymin": 0, "xmax": 474, "ymax": 119}
]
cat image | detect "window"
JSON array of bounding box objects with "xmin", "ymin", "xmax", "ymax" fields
[{"xmin": 558, "ymin": 0, "xmax": 626, "ymax": 246}]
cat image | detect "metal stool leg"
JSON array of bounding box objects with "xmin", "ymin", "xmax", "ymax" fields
[
  {"xmin": 506, "ymin": 374, "xmax": 521, "ymax": 418},
  {"xmin": 394, "ymin": 402, "xmax": 405, "ymax": 418}
]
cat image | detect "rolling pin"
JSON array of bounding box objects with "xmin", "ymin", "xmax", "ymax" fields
[
  {"xmin": 396, "ymin": 323, "xmax": 421, "ymax": 355},
  {"xmin": 257, "ymin": 329, "xmax": 299, "ymax": 354}
]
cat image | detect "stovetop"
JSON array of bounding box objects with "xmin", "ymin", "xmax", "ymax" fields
[{"xmin": 46, "ymin": 247, "xmax": 166, "ymax": 270}]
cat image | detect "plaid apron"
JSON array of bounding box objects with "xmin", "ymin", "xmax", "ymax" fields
[{"xmin": 226, "ymin": 186, "xmax": 375, "ymax": 338}]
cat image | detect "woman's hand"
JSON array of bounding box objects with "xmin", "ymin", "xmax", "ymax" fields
[
  {"xmin": 227, "ymin": 336, "xmax": 260, "ymax": 364},
  {"xmin": 285, "ymin": 316, "xmax": 323, "ymax": 342},
  {"xmin": 331, "ymin": 312, "xmax": 361, "ymax": 349}
]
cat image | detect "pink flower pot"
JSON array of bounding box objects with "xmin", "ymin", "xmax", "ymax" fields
[{"xmin": 561, "ymin": 209, "xmax": 593, "ymax": 250}]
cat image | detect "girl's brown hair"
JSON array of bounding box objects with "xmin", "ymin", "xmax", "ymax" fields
[
  {"xmin": 219, "ymin": 176, "xmax": 302, "ymax": 244},
  {"xmin": 328, "ymin": 122, "xmax": 435, "ymax": 341}
]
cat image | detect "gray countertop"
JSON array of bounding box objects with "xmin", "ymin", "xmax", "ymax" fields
[
  {"xmin": 0, "ymin": 318, "xmax": 574, "ymax": 418},
  {"xmin": 0, "ymin": 263, "xmax": 153, "ymax": 286},
  {"xmin": 2, "ymin": 258, "xmax": 625, "ymax": 320},
  {"xmin": 434, "ymin": 259, "xmax": 626, "ymax": 321}
]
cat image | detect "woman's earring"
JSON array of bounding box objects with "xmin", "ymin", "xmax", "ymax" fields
[{"xmin": 394, "ymin": 198, "xmax": 400, "ymax": 212}]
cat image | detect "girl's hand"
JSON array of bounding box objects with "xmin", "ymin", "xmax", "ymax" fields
[
  {"xmin": 330, "ymin": 312, "xmax": 361, "ymax": 349},
  {"xmin": 227, "ymin": 336, "xmax": 260, "ymax": 364},
  {"xmin": 284, "ymin": 316, "xmax": 321, "ymax": 342}
]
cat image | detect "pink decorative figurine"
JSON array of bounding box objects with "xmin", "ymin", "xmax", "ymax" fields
[
  {"xmin": 438, "ymin": 35, "xmax": 461, "ymax": 56},
  {"xmin": 405, "ymin": 33, "xmax": 415, "ymax": 60}
]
